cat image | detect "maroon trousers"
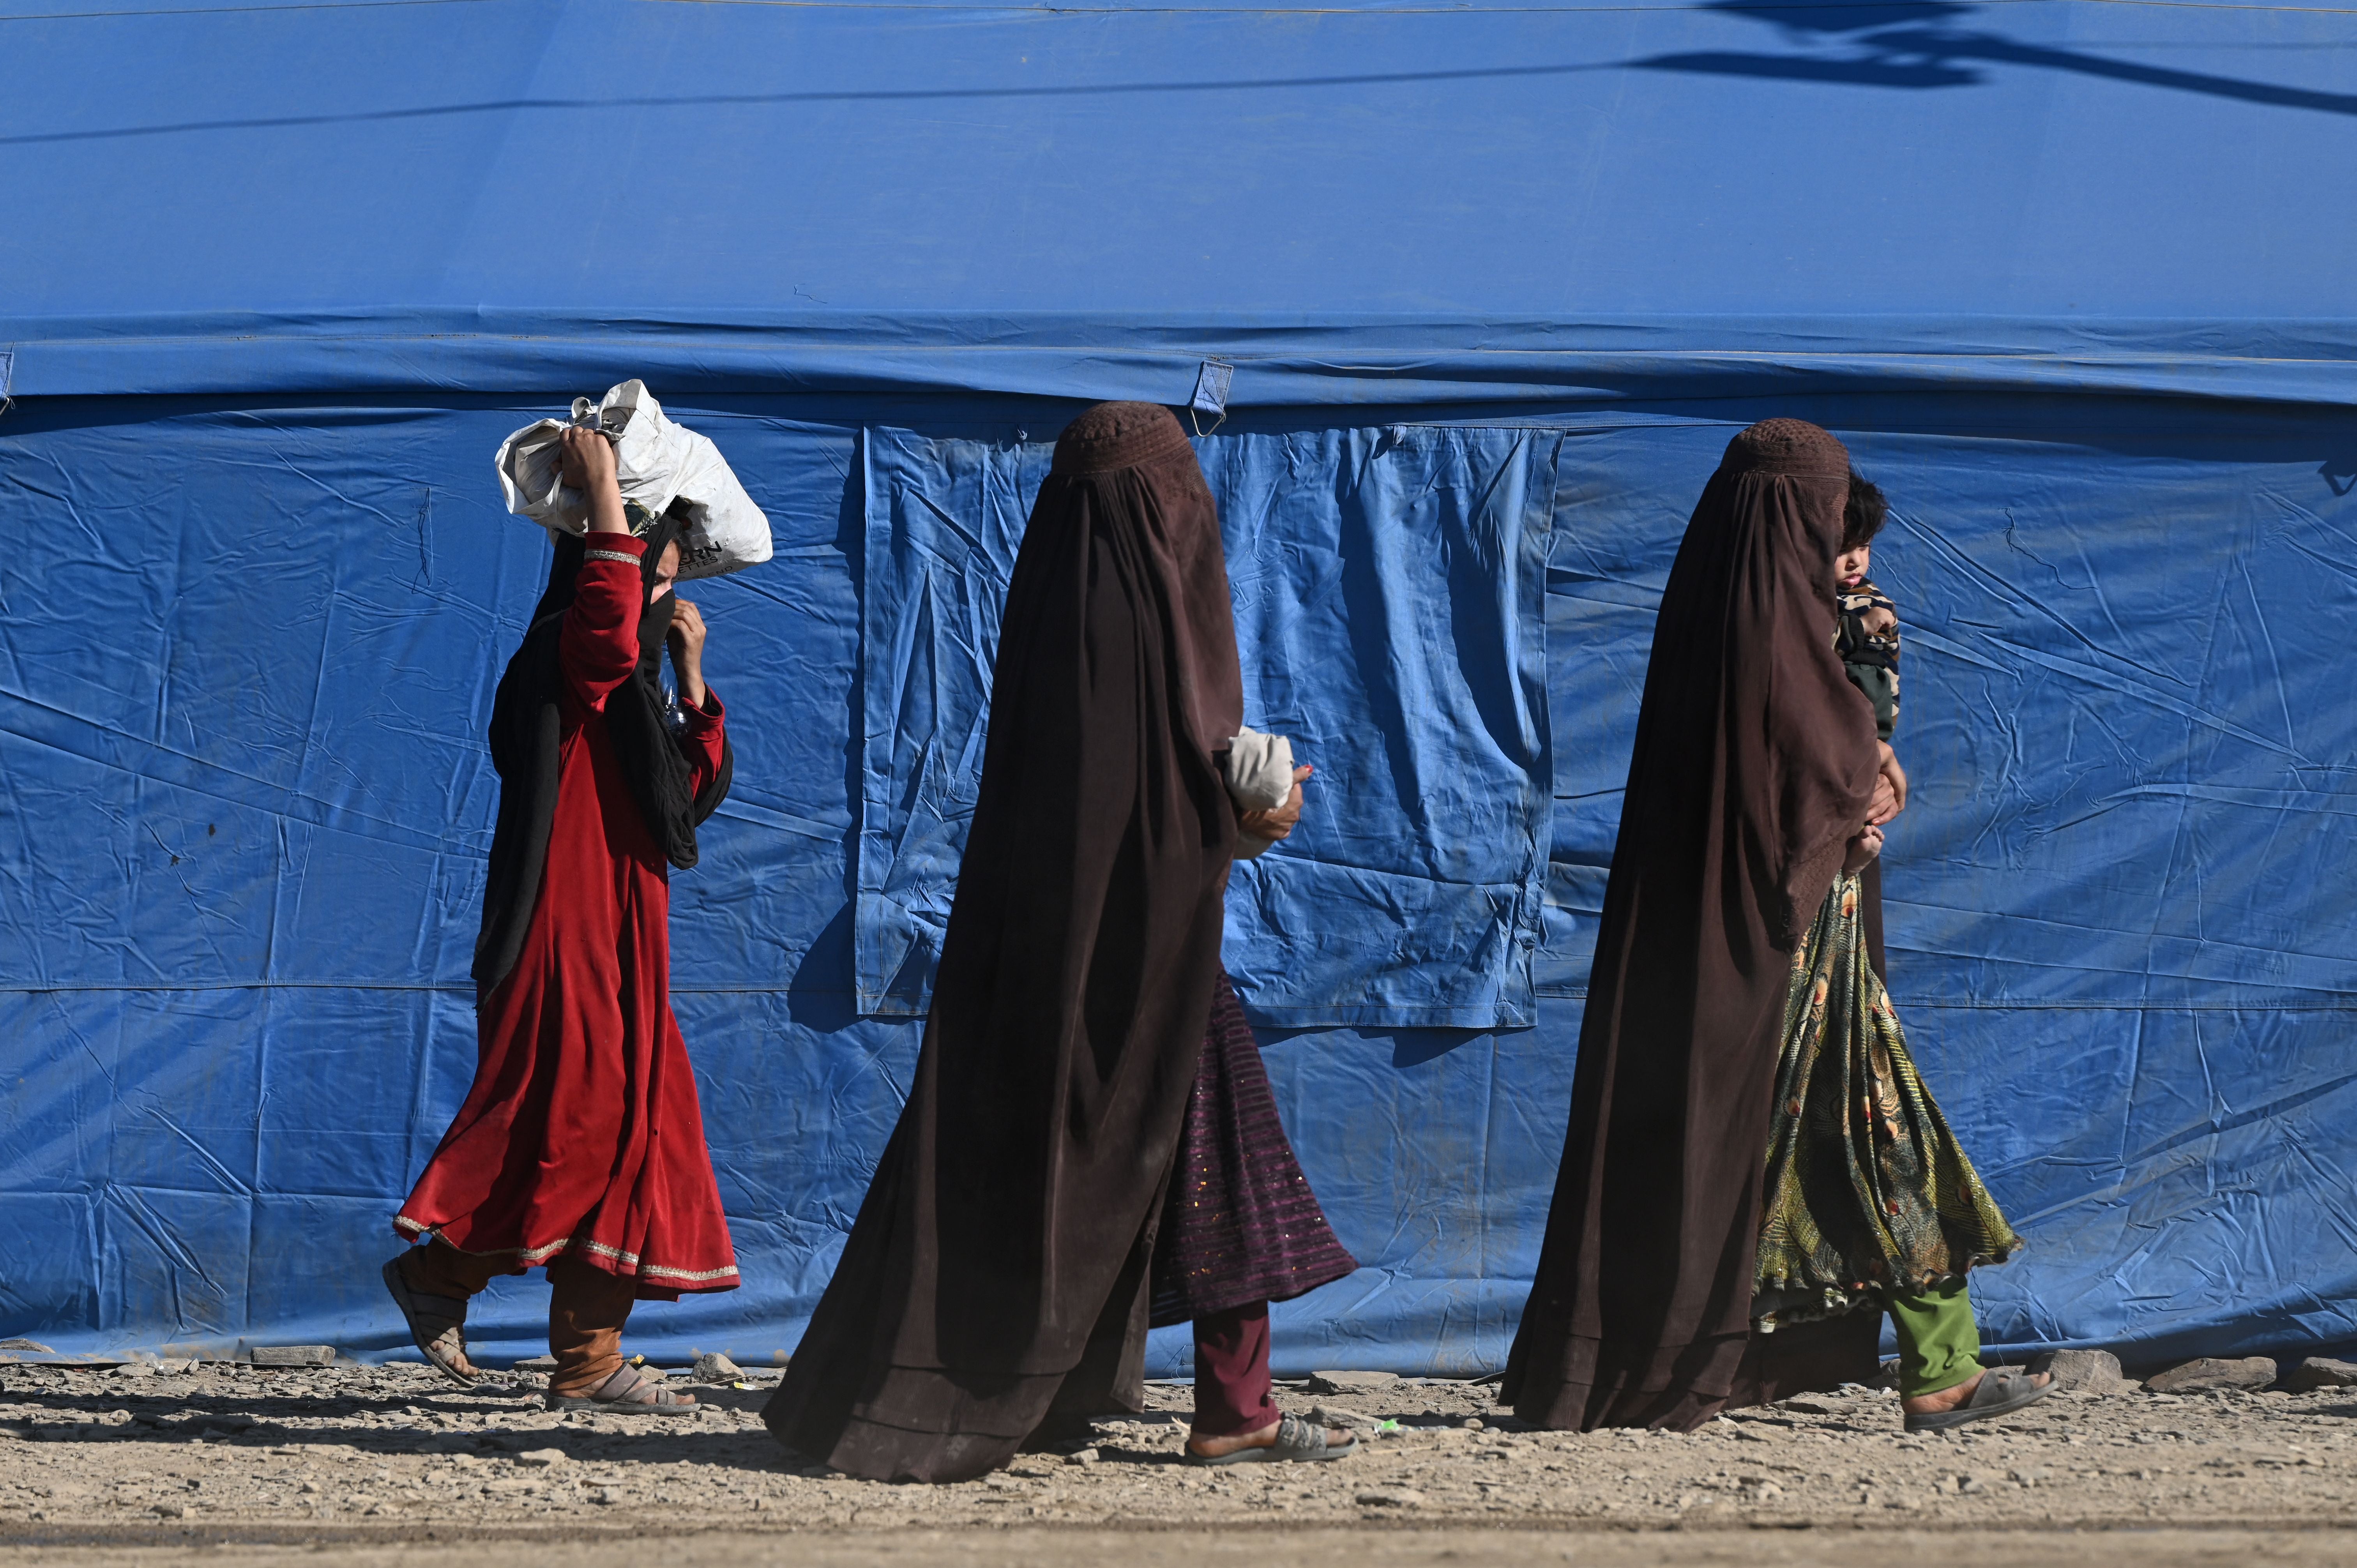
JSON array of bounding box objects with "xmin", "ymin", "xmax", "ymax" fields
[{"xmin": 1192, "ymin": 1301, "xmax": 1277, "ymax": 1437}]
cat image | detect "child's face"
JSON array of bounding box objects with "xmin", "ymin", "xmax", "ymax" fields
[
  {"xmin": 650, "ymin": 540, "xmax": 682, "ymax": 602},
  {"xmin": 1835, "ymin": 542, "xmax": 1871, "ymax": 590}
]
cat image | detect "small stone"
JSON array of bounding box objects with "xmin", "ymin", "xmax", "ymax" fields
[
  {"xmin": 1460, "ymin": 1417, "xmax": 1484, "ymax": 1430},
  {"xmin": 1305, "ymin": 1370, "xmax": 1399, "ymax": 1395},
  {"xmin": 2029, "ymin": 1348, "xmax": 2126, "ymax": 1393},
  {"xmin": 2282, "ymin": 1357, "xmax": 2357, "ymax": 1394},
  {"xmin": 1356, "ymin": 1487, "xmax": 1425, "ymax": 1508},
  {"xmin": 1064, "ymin": 1447, "xmax": 1100, "ymax": 1465},
  {"xmin": 512, "ymin": 1355, "xmax": 559, "ymax": 1372},
  {"xmin": 251, "ymin": 1346, "xmax": 336, "ymax": 1367},
  {"xmin": 1957, "ymin": 1474, "xmax": 1986, "ymax": 1495},
  {"xmin": 152, "ymin": 1501, "xmax": 186, "ymax": 1518},
  {"xmin": 2010, "ymin": 1467, "xmax": 2049, "ymax": 1487},
  {"xmin": 515, "ymin": 1449, "xmax": 567, "ymax": 1467},
  {"xmin": 691, "ymin": 1352, "xmax": 742, "ymax": 1384},
  {"xmin": 2143, "ymin": 1356, "xmax": 2277, "ymax": 1394}
]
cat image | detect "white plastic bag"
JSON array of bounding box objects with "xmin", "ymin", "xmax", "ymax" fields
[
  {"xmin": 494, "ymin": 380, "xmax": 772, "ymax": 581},
  {"xmin": 1223, "ymin": 725, "xmax": 1296, "ymax": 810}
]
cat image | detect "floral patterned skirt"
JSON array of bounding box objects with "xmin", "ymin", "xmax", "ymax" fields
[{"xmin": 1753, "ymin": 873, "xmax": 2021, "ymax": 1326}]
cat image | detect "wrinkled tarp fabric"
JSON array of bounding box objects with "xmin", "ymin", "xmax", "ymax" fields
[
  {"xmin": 3, "ymin": 390, "xmax": 2357, "ymax": 1375},
  {"xmin": 857, "ymin": 425, "xmax": 1557, "ymax": 1028},
  {"xmin": 5, "ymin": 2, "xmax": 2357, "ymax": 406}
]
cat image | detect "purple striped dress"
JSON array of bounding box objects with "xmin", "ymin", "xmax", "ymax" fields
[{"xmin": 1148, "ymin": 973, "xmax": 1358, "ymax": 1326}]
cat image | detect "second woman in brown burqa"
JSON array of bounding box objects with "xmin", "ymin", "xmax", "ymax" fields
[
  {"xmin": 1504, "ymin": 418, "xmax": 1884, "ymax": 1430},
  {"xmin": 1504, "ymin": 418, "xmax": 2040, "ymax": 1433},
  {"xmin": 765, "ymin": 402, "xmax": 1356, "ymax": 1482}
]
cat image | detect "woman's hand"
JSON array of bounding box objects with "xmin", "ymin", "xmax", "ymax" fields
[
  {"xmin": 1868, "ymin": 741, "xmax": 1908, "ymax": 826},
  {"xmin": 668, "ymin": 600, "xmax": 709, "ymax": 709},
  {"xmin": 1237, "ymin": 765, "xmax": 1314, "ymax": 846},
  {"xmin": 558, "ymin": 426, "xmax": 628, "ymax": 536},
  {"xmin": 1842, "ymin": 825, "xmax": 1885, "ymax": 875}
]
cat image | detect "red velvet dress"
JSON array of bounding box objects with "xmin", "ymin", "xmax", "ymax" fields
[{"xmin": 396, "ymin": 537, "xmax": 739, "ymax": 1298}]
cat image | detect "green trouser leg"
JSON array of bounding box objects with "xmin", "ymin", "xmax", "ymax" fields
[{"xmin": 1889, "ymin": 1279, "xmax": 1982, "ymax": 1398}]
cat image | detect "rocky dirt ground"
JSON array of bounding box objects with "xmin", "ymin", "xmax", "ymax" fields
[
  {"xmin": 4, "ymin": 1358, "xmax": 2356, "ymax": 1566},
  {"xmin": 5, "ymin": 1529, "xmax": 2357, "ymax": 1568}
]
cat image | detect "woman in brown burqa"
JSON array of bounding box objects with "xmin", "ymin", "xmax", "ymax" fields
[
  {"xmin": 765, "ymin": 403, "xmax": 1357, "ymax": 1482},
  {"xmin": 1503, "ymin": 419, "xmax": 2044, "ymax": 1434}
]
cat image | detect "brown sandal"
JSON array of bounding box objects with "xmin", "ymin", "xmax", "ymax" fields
[
  {"xmin": 545, "ymin": 1362, "xmax": 699, "ymax": 1415},
  {"xmin": 380, "ymin": 1255, "xmax": 479, "ymax": 1388}
]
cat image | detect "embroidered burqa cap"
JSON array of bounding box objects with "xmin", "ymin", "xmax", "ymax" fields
[{"xmin": 1502, "ymin": 417, "xmax": 1884, "ymax": 1431}]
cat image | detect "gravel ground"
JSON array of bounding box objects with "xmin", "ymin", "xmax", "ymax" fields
[
  {"xmin": 4, "ymin": 1358, "xmax": 2356, "ymax": 1552},
  {"xmin": 5, "ymin": 1530, "xmax": 2357, "ymax": 1568}
]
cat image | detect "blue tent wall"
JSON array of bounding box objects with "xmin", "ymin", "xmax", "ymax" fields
[
  {"xmin": 9, "ymin": 0, "xmax": 2357, "ymax": 399},
  {"xmin": 5, "ymin": 390, "xmax": 2353, "ymax": 1372},
  {"xmin": 4, "ymin": 0, "xmax": 2356, "ymax": 1370}
]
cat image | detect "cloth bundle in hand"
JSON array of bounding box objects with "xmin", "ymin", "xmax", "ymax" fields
[
  {"xmin": 1223, "ymin": 725, "xmax": 1295, "ymax": 810},
  {"xmin": 495, "ymin": 380, "xmax": 773, "ymax": 581}
]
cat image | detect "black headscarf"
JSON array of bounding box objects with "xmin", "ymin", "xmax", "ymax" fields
[{"xmin": 471, "ymin": 506, "xmax": 734, "ymax": 990}]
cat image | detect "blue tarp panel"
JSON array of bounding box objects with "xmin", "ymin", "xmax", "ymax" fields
[
  {"xmin": 859, "ymin": 425, "xmax": 1557, "ymax": 1027},
  {"xmin": 5, "ymin": 392, "xmax": 2355, "ymax": 1374},
  {"xmin": 4, "ymin": 0, "xmax": 2357, "ymax": 1374},
  {"xmin": 5, "ymin": 1, "xmax": 2357, "ymax": 407}
]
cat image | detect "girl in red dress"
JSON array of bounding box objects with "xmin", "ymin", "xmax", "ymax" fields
[{"xmin": 385, "ymin": 426, "xmax": 738, "ymax": 1413}]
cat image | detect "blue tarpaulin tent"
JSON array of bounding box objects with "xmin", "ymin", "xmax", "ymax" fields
[{"xmin": 4, "ymin": 0, "xmax": 2356, "ymax": 1375}]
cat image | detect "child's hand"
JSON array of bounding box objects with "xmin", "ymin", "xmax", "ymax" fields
[
  {"xmin": 1842, "ymin": 825, "xmax": 1885, "ymax": 875},
  {"xmin": 558, "ymin": 425, "xmax": 616, "ymax": 490},
  {"xmin": 1238, "ymin": 764, "xmax": 1314, "ymax": 843},
  {"xmin": 668, "ymin": 600, "xmax": 709, "ymax": 708},
  {"xmin": 1868, "ymin": 741, "xmax": 1908, "ymax": 825},
  {"xmin": 558, "ymin": 427, "xmax": 627, "ymax": 535}
]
